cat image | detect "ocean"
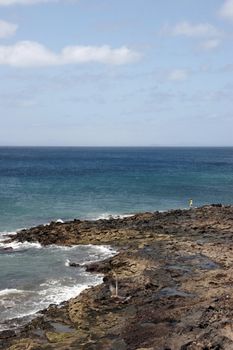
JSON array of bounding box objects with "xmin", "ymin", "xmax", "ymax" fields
[{"xmin": 0, "ymin": 146, "xmax": 233, "ymax": 330}]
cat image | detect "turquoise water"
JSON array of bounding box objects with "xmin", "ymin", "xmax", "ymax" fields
[
  {"xmin": 1, "ymin": 146, "xmax": 233, "ymax": 330},
  {"xmin": 0, "ymin": 147, "xmax": 233, "ymax": 231}
]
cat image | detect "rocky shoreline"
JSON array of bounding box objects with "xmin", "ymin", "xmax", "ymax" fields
[{"xmin": 1, "ymin": 205, "xmax": 233, "ymax": 349}]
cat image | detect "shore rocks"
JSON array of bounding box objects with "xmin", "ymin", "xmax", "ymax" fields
[
  {"xmin": 2, "ymin": 205, "xmax": 233, "ymax": 349},
  {"xmin": 0, "ymin": 247, "xmax": 14, "ymax": 253}
]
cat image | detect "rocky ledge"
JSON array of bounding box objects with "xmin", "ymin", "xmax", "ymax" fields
[{"xmin": 1, "ymin": 205, "xmax": 233, "ymax": 349}]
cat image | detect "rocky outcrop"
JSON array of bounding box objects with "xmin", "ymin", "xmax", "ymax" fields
[{"xmin": 2, "ymin": 205, "xmax": 233, "ymax": 349}]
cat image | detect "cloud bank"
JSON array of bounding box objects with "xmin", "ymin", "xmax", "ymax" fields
[
  {"xmin": 0, "ymin": 20, "xmax": 18, "ymax": 38},
  {"xmin": 219, "ymin": 0, "xmax": 233, "ymax": 20},
  {"xmin": 0, "ymin": 41, "xmax": 140, "ymax": 67}
]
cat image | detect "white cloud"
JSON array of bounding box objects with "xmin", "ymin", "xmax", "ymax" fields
[
  {"xmin": 163, "ymin": 21, "xmax": 221, "ymax": 38},
  {"xmin": 61, "ymin": 45, "xmax": 139, "ymax": 65},
  {"xmin": 200, "ymin": 39, "xmax": 220, "ymax": 50},
  {"xmin": 0, "ymin": 41, "xmax": 57, "ymax": 66},
  {"xmin": 219, "ymin": 0, "xmax": 233, "ymax": 20},
  {"xmin": 168, "ymin": 69, "xmax": 188, "ymax": 81},
  {"xmin": 0, "ymin": 41, "xmax": 140, "ymax": 67},
  {"xmin": 161, "ymin": 21, "xmax": 223, "ymax": 52},
  {"xmin": 0, "ymin": 20, "xmax": 18, "ymax": 38}
]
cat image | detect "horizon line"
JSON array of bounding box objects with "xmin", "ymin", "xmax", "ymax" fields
[{"xmin": 0, "ymin": 145, "xmax": 233, "ymax": 148}]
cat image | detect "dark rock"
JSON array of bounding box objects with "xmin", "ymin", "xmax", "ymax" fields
[
  {"xmin": 85, "ymin": 260, "xmax": 112, "ymax": 273},
  {"xmin": 3, "ymin": 205, "xmax": 233, "ymax": 350},
  {"xmin": 69, "ymin": 262, "xmax": 81, "ymax": 267},
  {"xmin": 0, "ymin": 247, "xmax": 13, "ymax": 253},
  {"xmin": 0, "ymin": 330, "xmax": 16, "ymax": 339}
]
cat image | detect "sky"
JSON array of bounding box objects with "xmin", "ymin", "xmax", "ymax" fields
[{"xmin": 0, "ymin": 0, "xmax": 233, "ymax": 146}]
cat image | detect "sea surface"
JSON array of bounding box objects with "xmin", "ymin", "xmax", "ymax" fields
[{"xmin": 1, "ymin": 146, "xmax": 233, "ymax": 330}]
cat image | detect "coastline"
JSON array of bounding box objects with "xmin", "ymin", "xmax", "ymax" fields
[
  {"xmin": 1, "ymin": 205, "xmax": 233, "ymax": 349},
  {"xmin": 0, "ymin": 243, "xmax": 117, "ymax": 333}
]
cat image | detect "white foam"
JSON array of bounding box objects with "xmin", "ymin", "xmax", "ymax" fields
[
  {"xmin": 0, "ymin": 289, "xmax": 25, "ymax": 296},
  {"xmin": 65, "ymin": 259, "xmax": 70, "ymax": 266},
  {"xmin": 90, "ymin": 244, "xmax": 117, "ymax": 256},
  {"xmin": 95, "ymin": 213, "xmax": 114, "ymax": 220},
  {"xmin": 64, "ymin": 245, "xmax": 117, "ymax": 269},
  {"xmin": 48, "ymin": 244, "xmax": 77, "ymax": 251},
  {"xmin": 50, "ymin": 244, "xmax": 117, "ymax": 256},
  {"xmin": 93, "ymin": 212, "xmax": 134, "ymax": 221},
  {"xmin": 0, "ymin": 235, "xmax": 117, "ymax": 331},
  {"xmin": 118, "ymin": 213, "xmax": 134, "ymax": 219},
  {"xmin": 38, "ymin": 281, "xmax": 91, "ymax": 304},
  {"xmin": 43, "ymin": 219, "xmax": 64, "ymax": 226},
  {"xmin": 0, "ymin": 231, "xmax": 17, "ymax": 243},
  {"xmin": 0, "ymin": 231, "xmax": 17, "ymax": 236},
  {"xmin": 0, "ymin": 308, "xmax": 44, "ymax": 330},
  {"xmin": 0, "ymin": 279, "xmax": 101, "ymax": 328},
  {"xmin": 0, "ymin": 240, "xmax": 42, "ymax": 251},
  {"xmin": 81, "ymin": 245, "xmax": 117, "ymax": 263},
  {"xmin": 56, "ymin": 219, "xmax": 64, "ymax": 223},
  {"xmin": 0, "ymin": 280, "xmax": 97, "ymax": 332},
  {"xmin": 38, "ymin": 276, "xmax": 103, "ymax": 305},
  {"xmin": 7, "ymin": 309, "xmax": 41, "ymax": 320}
]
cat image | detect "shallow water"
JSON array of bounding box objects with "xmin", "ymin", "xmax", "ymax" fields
[{"xmin": 0, "ymin": 237, "xmax": 116, "ymax": 331}]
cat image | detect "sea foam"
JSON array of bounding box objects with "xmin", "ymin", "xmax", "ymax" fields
[
  {"xmin": 94, "ymin": 212, "xmax": 134, "ymax": 221},
  {"xmin": 0, "ymin": 289, "xmax": 25, "ymax": 296},
  {"xmin": 0, "ymin": 242, "xmax": 117, "ymax": 332},
  {"xmin": 0, "ymin": 240, "xmax": 42, "ymax": 251}
]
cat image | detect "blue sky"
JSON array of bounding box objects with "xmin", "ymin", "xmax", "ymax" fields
[{"xmin": 0, "ymin": 0, "xmax": 233, "ymax": 146}]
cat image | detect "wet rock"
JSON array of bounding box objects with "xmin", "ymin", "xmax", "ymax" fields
[
  {"xmin": 0, "ymin": 247, "xmax": 14, "ymax": 253},
  {"xmin": 0, "ymin": 330, "xmax": 16, "ymax": 339},
  {"xmin": 85, "ymin": 260, "xmax": 112, "ymax": 273},
  {"xmin": 45, "ymin": 331, "xmax": 73, "ymax": 343},
  {"xmin": 68, "ymin": 262, "xmax": 81, "ymax": 267},
  {"xmin": 111, "ymin": 339, "xmax": 127, "ymax": 350}
]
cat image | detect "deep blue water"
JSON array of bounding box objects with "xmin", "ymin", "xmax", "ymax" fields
[
  {"xmin": 1, "ymin": 146, "xmax": 233, "ymax": 330},
  {"xmin": 0, "ymin": 146, "xmax": 233, "ymax": 231}
]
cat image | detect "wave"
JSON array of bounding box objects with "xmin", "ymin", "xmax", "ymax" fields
[
  {"xmin": 0, "ymin": 231, "xmax": 17, "ymax": 242},
  {"xmin": 0, "ymin": 288, "xmax": 26, "ymax": 296},
  {"xmin": 0, "ymin": 240, "xmax": 42, "ymax": 251},
  {"xmin": 44, "ymin": 219, "xmax": 64, "ymax": 226},
  {"xmin": 0, "ymin": 238, "xmax": 116, "ymax": 257},
  {"xmin": 93, "ymin": 212, "xmax": 134, "ymax": 221},
  {"xmin": 64, "ymin": 245, "xmax": 117, "ymax": 267},
  {"xmin": 0, "ymin": 277, "xmax": 103, "ymax": 331},
  {"xmin": 48, "ymin": 243, "xmax": 116, "ymax": 254},
  {"xmin": 0, "ymin": 242, "xmax": 117, "ymax": 332},
  {"xmin": 56, "ymin": 219, "xmax": 64, "ymax": 223},
  {"xmin": 85, "ymin": 244, "xmax": 117, "ymax": 255},
  {"xmin": 37, "ymin": 278, "xmax": 100, "ymax": 304},
  {"xmin": 0, "ymin": 229, "xmax": 41, "ymax": 251},
  {"xmin": 65, "ymin": 259, "xmax": 70, "ymax": 266},
  {"xmin": 48, "ymin": 244, "xmax": 79, "ymax": 251}
]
